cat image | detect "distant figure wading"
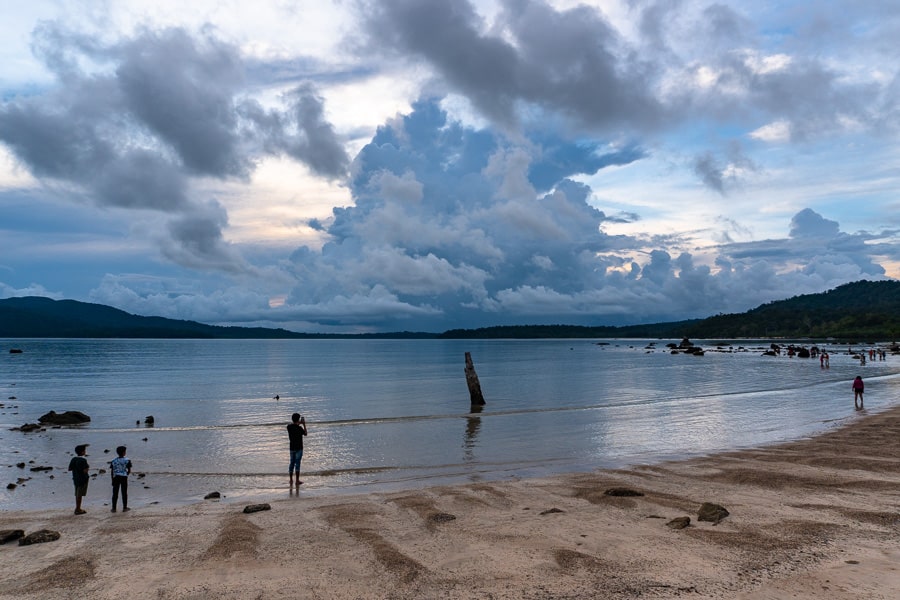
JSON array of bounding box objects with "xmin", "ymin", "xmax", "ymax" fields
[
  {"xmin": 287, "ymin": 412, "xmax": 308, "ymax": 487},
  {"xmin": 852, "ymin": 376, "xmax": 864, "ymax": 410}
]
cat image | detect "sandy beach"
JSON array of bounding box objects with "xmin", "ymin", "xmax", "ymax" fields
[{"xmin": 2, "ymin": 405, "xmax": 899, "ymax": 600}]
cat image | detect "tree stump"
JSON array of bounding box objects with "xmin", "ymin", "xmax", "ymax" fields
[{"xmin": 465, "ymin": 352, "xmax": 486, "ymax": 406}]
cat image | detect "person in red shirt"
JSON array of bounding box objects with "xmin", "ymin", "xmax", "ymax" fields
[{"xmin": 852, "ymin": 376, "xmax": 864, "ymax": 410}]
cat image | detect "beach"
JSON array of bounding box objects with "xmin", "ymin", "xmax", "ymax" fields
[{"xmin": 1, "ymin": 404, "xmax": 899, "ymax": 599}]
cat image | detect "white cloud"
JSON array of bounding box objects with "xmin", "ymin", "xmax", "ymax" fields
[{"xmin": 749, "ymin": 119, "xmax": 791, "ymax": 143}]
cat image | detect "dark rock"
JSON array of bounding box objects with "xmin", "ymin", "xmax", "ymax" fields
[
  {"xmin": 604, "ymin": 488, "xmax": 644, "ymax": 497},
  {"xmin": 16, "ymin": 423, "xmax": 42, "ymax": 432},
  {"xmin": 0, "ymin": 529, "xmax": 25, "ymax": 544},
  {"xmin": 204, "ymin": 491, "xmax": 221, "ymax": 499},
  {"xmin": 698, "ymin": 502, "xmax": 729, "ymax": 523},
  {"xmin": 666, "ymin": 517, "xmax": 691, "ymax": 530},
  {"xmin": 144, "ymin": 416, "xmax": 154, "ymax": 424},
  {"xmin": 6, "ymin": 483, "xmax": 15, "ymax": 490},
  {"xmin": 243, "ymin": 503, "xmax": 271, "ymax": 514},
  {"xmin": 539, "ymin": 508, "xmax": 565, "ymax": 515},
  {"xmin": 9, "ymin": 349, "xmax": 23, "ymax": 354},
  {"xmin": 19, "ymin": 529, "xmax": 61, "ymax": 545},
  {"xmin": 15, "ymin": 462, "xmax": 25, "ymax": 469},
  {"xmin": 428, "ymin": 512, "xmax": 457, "ymax": 523},
  {"xmin": 38, "ymin": 410, "xmax": 91, "ymax": 425},
  {"xmin": 29, "ymin": 466, "xmax": 53, "ymax": 472}
]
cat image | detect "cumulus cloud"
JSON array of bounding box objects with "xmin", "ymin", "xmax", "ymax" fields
[
  {"xmin": 0, "ymin": 24, "xmax": 349, "ymax": 273},
  {"xmin": 3, "ymin": 2, "xmax": 899, "ymax": 332},
  {"xmin": 790, "ymin": 208, "xmax": 840, "ymax": 239},
  {"xmin": 261, "ymin": 99, "xmax": 891, "ymax": 330}
]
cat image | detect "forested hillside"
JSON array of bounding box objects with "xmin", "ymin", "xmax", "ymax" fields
[
  {"xmin": 680, "ymin": 280, "xmax": 900, "ymax": 340},
  {"xmin": 1, "ymin": 280, "xmax": 898, "ymax": 339},
  {"xmin": 442, "ymin": 280, "xmax": 900, "ymax": 340}
]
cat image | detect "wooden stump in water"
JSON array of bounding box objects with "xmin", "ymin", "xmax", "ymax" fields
[{"xmin": 465, "ymin": 352, "xmax": 486, "ymax": 406}]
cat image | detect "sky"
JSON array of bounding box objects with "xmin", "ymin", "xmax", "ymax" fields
[{"xmin": 1, "ymin": 0, "xmax": 899, "ymax": 333}]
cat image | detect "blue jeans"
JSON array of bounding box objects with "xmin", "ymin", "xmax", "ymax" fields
[{"xmin": 289, "ymin": 449, "xmax": 303, "ymax": 474}]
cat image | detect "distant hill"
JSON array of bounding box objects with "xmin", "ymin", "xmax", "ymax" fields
[
  {"xmin": 679, "ymin": 279, "xmax": 900, "ymax": 340},
  {"xmin": 0, "ymin": 296, "xmax": 434, "ymax": 339},
  {"xmin": 440, "ymin": 280, "xmax": 900, "ymax": 341},
  {"xmin": 1, "ymin": 280, "xmax": 898, "ymax": 340}
]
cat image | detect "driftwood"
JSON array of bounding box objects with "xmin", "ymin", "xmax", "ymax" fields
[{"xmin": 464, "ymin": 352, "xmax": 486, "ymax": 406}]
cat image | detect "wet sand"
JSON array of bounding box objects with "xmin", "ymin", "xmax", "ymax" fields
[{"xmin": 1, "ymin": 405, "xmax": 899, "ymax": 599}]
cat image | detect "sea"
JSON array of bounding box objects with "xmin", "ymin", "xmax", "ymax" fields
[{"xmin": 2, "ymin": 338, "xmax": 898, "ymax": 511}]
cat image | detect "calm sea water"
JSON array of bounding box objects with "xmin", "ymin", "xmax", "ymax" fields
[{"xmin": 2, "ymin": 338, "xmax": 898, "ymax": 510}]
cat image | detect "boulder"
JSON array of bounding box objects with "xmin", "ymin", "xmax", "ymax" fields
[
  {"xmin": 29, "ymin": 466, "xmax": 53, "ymax": 472},
  {"xmin": 428, "ymin": 512, "xmax": 457, "ymax": 523},
  {"xmin": 204, "ymin": 491, "xmax": 221, "ymax": 500},
  {"xmin": 539, "ymin": 508, "xmax": 565, "ymax": 515},
  {"xmin": 38, "ymin": 410, "xmax": 91, "ymax": 425},
  {"xmin": 18, "ymin": 529, "xmax": 61, "ymax": 545},
  {"xmin": 15, "ymin": 423, "xmax": 42, "ymax": 432},
  {"xmin": 242, "ymin": 503, "xmax": 271, "ymax": 514},
  {"xmin": 0, "ymin": 530, "xmax": 25, "ymax": 544},
  {"xmin": 144, "ymin": 416, "xmax": 155, "ymax": 425},
  {"xmin": 698, "ymin": 502, "xmax": 729, "ymax": 523},
  {"xmin": 666, "ymin": 517, "xmax": 691, "ymax": 530}
]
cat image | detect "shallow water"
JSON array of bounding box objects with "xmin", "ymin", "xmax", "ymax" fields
[{"xmin": 2, "ymin": 338, "xmax": 898, "ymax": 510}]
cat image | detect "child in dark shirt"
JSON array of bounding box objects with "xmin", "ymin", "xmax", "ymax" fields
[{"xmin": 67, "ymin": 444, "xmax": 90, "ymax": 515}]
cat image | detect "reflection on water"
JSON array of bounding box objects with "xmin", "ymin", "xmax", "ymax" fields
[
  {"xmin": 2, "ymin": 338, "xmax": 899, "ymax": 510},
  {"xmin": 463, "ymin": 405, "xmax": 483, "ymax": 462}
]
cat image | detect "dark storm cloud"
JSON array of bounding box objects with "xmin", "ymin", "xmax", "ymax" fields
[
  {"xmin": 358, "ymin": 0, "xmax": 897, "ymax": 192},
  {"xmin": 0, "ymin": 23, "xmax": 349, "ymax": 272},
  {"xmin": 240, "ymin": 83, "xmax": 350, "ymax": 180},
  {"xmin": 358, "ymin": 0, "xmax": 662, "ymax": 132},
  {"xmin": 116, "ymin": 28, "xmax": 250, "ymax": 178}
]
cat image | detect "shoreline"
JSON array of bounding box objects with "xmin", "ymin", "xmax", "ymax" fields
[{"xmin": 2, "ymin": 405, "xmax": 900, "ymax": 598}]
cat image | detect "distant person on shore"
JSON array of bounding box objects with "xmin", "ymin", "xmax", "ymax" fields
[
  {"xmin": 109, "ymin": 445, "xmax": 132, "ymax": 513},
  {"xmin": 852, "ymin": 376, "xmax": 865, "ymax": 410},
  {"xmin": 67, "ymin": 444, "xmax": 90, "ymax": 515},
  {"xmin": 287, "ymin": 412, "xmax": 307, "ymax": 487}
]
